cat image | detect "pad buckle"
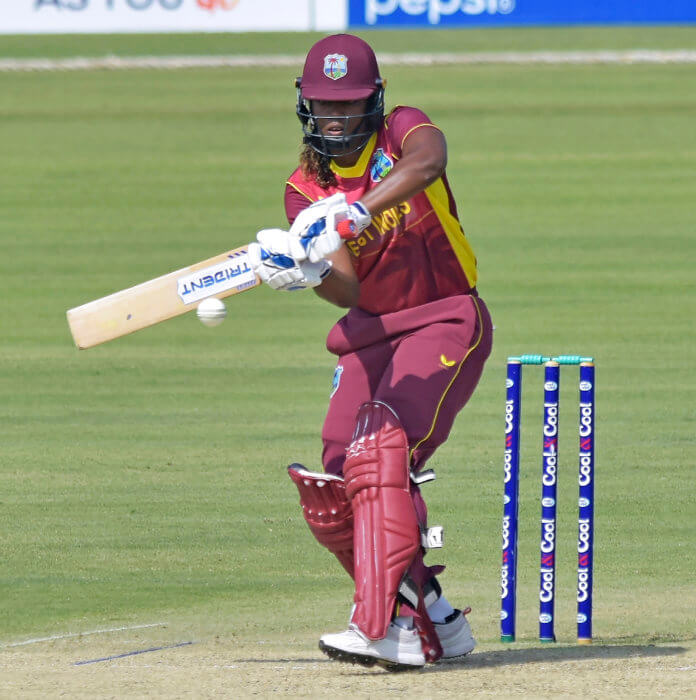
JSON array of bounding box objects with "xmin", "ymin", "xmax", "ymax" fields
[
  {"xmin": 421, "ymin": 526, "xmax": 444, "ymax": 549},
  {"xmin": 411, "ymin": 469, "xmax": 436, "ymax": 485}
]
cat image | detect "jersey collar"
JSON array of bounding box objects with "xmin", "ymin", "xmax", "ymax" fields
[{"xmin": 329, "ymin": 133, "xmax": 378, "ymax": 178}]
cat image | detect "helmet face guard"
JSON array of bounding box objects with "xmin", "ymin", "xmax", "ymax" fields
[{"xmin": 296, "ymin": 79, "xmax": 385, "ymax": 158}]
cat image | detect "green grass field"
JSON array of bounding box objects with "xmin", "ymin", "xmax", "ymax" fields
[
  {"xmin": 1, "ymin": 25, "xmax": 696, "ymax": 57},
  {"xmin": 1, "ymin": 27, "xmax": 695, "ymax": 694}
]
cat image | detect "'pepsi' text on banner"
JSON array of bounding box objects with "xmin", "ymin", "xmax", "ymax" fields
[
  {"xmin": 351, "ymin": 0, "xmax": 696, "ymax": 27},
  {"xmin": 364, "ymin": 0, "xmax": 514, "ymax": 25}
]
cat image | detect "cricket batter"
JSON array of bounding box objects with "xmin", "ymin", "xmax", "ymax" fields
[{"xmin": 248, "ymin": 34, "xmax": 493, "ymax": 670}]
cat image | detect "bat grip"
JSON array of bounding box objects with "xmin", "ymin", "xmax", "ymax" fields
[{"xmin": 336, "ymin": 219, "xmax": 357, "ymax": 240}]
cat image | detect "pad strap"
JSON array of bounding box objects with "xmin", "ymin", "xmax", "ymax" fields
[
  {"xmin": 287, "ymin": 464, "xmax": 354, "ymax": 576},
  {"xmin": 344, "ymin": 402, "xmax": 421, "ymax": 642},
  {"xmin": 398, "ymin": 575, "xmax": 444, "ymax": 663}
]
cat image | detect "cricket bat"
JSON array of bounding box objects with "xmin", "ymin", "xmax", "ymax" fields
[{"xmin": 67, "ymin": 245, "xmax": 260, "ymax": 350}]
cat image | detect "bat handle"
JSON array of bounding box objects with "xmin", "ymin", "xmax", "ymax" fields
[
  {"xmin": 336, "ymin": 219, "xmax": 357, "ymax": 240},
  {"xmin": 254, "ymin": 218, "xmax": 355, "ymax": 265}
]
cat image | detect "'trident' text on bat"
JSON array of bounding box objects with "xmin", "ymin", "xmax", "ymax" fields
[{"xmin": 66, "ymin": 246, "xmax": 260, "ymax": 350}]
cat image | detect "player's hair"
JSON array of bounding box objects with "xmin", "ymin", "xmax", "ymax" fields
[{"xmin": 299, "ymin": 144, "xmax": 336, "ymax": 189}]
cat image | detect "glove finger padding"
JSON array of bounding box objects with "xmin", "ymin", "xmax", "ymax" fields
[
  {"xmin": 327, "ymin": 200, "xmax": 372, "ymax": 240},
  {"xmin": 248, "ymin": 238, "xmax": 331, "ymax": 291},
  {"xmin": 289, "ymin": 193, "xmax": 346, "ymax": 239},
  {"xmin": 344, "ymin": 401, "xmax": 421, "ymax": 643},
  {"xmin": 300, "ymin": 218, "xmax": 343, "ymax": 264},
  {"xmin": 296, "ymin": 259, "xmax": 332, "ymax": 289},
  {"xmin": 248, "ymin": 240, "xmax": 297, "ymax": 288},
  {"xmin": 247, "ymin": 241, "xmax": 272, "ymax": 284},
  {"xmin": 289, "ymin": 193, "xmax": 347, "ymax": 263},
  {"xmin": 256, "ymin": 228, "xmax": 306, "ymax": 262}
]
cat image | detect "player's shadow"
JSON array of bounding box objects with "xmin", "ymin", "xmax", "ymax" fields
[
  {"xmin": 235, "ymin": 657, "xmax": 330, "ymax": 664},
  {"xmin": 427, "ymin": 642, "xmax": 688, "ymax": 672},
  {"xmin": 235, "ymin": 642, "xmax": 688, "ymax": 672}
]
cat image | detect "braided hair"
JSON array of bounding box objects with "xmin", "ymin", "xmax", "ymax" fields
[{"xmin": 299, "ymin": 143, "xmax": 336, "ymax": 189}]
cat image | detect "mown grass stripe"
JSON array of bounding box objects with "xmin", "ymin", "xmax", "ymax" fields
[{"xmin": 1, "ymin": 49, "xmax": 695, "ymax": 72}]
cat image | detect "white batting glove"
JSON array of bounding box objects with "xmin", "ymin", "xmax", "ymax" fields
[
  {"xmin": 254, "ymin": 227, "xmax": 306, "ymax": 261},
  {"xmin": 288, "ymin": 193, "xmax": 347, "ymax": 263},
  {"xmin": 290, "ymin": 195, "xmax": 374, "ymax": 262},
  {"xmin": 328, "ymin": 200, "xmax": 372, "ymax": 240},
  {"xmin": 289, "ymin": 193, "xmax": 345, "ymax": 241},
  {"xmin": 248, "ymin": 229, "xmax": 331, "ymax": 291}
]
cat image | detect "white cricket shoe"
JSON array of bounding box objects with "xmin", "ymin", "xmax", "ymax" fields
[
  {"xmin": 319, "ymin": 623, "xmax": 425, "ymax": 671},
  {"xmin": 435, "ymin": 609, "xmax": 476, "ymax": 658}
]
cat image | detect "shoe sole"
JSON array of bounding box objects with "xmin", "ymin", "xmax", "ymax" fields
[
  {"xmin": 319, "ymin": 640, "xmax": 377, "ymax": 668},
  {"xmin": 441, "ymin": 647, "xmax": 475, "ymax": 659},
  {"xmin": 319, "ymin": 640, "xmax": 423, "ymax": 672},
  {"xmin": 376, "ymin": 658, "xmax": 423, "ymax": 672}
]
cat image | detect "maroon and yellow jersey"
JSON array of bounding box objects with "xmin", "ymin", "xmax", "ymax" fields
[{"xmin": 285, "ymin": 106, "xmax": 478, "ymax": 315}]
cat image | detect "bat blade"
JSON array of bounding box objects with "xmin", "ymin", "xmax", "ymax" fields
[{"xmin": 67, "ymin": 245, "xmax": 260, "ymax": 350}]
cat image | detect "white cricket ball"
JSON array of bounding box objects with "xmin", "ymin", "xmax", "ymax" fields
[{"xmin": 196, "ymin": 297, "xmax": 226, "ymax": 327}]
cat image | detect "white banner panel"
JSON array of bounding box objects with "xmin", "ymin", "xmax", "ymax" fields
[
  {"xmin": 0, "ymin": 0, "xmax": 346, "ymax": 34},
  {"xmin": 314, "ymin": 0, "xmax": 347, "ymax": 31}
]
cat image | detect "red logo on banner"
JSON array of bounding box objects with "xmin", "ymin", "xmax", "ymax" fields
[{"xmin": 197, "ymin": 0, "xmax": 239, "ymax": 10}]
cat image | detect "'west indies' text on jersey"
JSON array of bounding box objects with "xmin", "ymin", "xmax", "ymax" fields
[{"xmin": 285, "ymin": 106, "xmax": 478, "ymax": 315}]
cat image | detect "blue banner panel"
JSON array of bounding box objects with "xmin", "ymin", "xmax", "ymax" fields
[{"xmin": 349, "ymin": 0, "xmax": 696, "ymax": 27}]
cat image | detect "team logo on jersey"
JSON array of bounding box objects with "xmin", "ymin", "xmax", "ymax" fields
[
  {"xmin": 370, "ymin": 148, "xmax": 393, "ymax": 182},
  {"xmin": 324, "ymin": 54, "xmax": 348, "ymax": 81},
  {"xmin": 440, "ymin": 354, "xmax": 457, "ymax": 368},
  {"xmin": 330, "ymin": 365, "xmax": 344, "ymax": 398}
]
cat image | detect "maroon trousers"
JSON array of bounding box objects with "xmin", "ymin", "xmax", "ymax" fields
[
  {"xmin": 320, "ymin": 293, "xmax": 493, "ymax": 619},
  {"xmin": 323, "ymin": 293, "xmax": 493, "ymax": 481},
  {"xmin": 322, "ymin": 292, "xmax": 492, "ymax": 566}
]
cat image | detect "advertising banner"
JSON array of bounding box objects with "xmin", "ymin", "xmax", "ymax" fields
[
  {"xmin": 0, "ymin": 0, "xmax": 345, "ymax": 34},
  {"xmin": 349, "ymin": 0, "xmax": 696, "ymax": 27}
]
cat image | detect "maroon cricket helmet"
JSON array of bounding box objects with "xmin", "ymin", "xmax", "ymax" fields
[
  {"xmin": 295, "ymin": 34, "xmax": 386, "ymax": 158},
  {"xmin": 299, "ymin": 34, "xmax": 383, "ymax": 101}
]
